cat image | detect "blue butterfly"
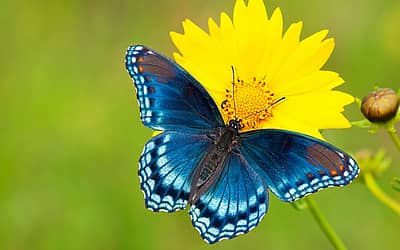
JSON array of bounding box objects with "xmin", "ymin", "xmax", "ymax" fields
[{"xmin": 125, "ymin": 45, "xmax": 359, "ymax": 244}]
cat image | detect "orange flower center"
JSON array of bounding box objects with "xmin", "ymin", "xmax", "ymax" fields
[{"xmin": 221, "ymin": 77, "xmax": 277, "ymax": 130}]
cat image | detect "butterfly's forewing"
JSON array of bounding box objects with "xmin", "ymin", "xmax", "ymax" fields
[
  {"xmin": 125, "ymin": 45, "xmax": 224, "ymax": 132},
  {"xmin": 189, "ymin": 152, "xmax": 269, "ymax": 244},
  {"xmin": 139, "ymin": 131, "xmax": 214, "ymax": 212},
  {"xmin": 240, "ymin": 129, "xmax": 359, "ymax": 202}
]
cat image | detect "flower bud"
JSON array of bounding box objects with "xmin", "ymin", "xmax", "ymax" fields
[{"xmin": 361, "ymin": 88, "xmax": 399, "ymax": 122}]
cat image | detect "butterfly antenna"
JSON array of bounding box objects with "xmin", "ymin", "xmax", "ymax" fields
[
  {"xmin": 231, "ymin": 66, "xmax": 237, "ymax": 120},
  {"xmin": 242, "ymin": 96, "xmax": 286, "ymax": 120}
]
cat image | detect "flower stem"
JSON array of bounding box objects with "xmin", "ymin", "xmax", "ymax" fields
[
  {"xmin": 387, "ymin": 130, "xmax": 400, "ymax": 152},
  {"xmin": 363, "ymin": 172, "xmax": 400, "ymax": 216},
  {"xmin": 304, "ymin": 196, "xmax": 347, "ymax": 250}
]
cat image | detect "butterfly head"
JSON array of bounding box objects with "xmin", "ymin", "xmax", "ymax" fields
[{"xmin": 228, "ymin": 119, "xmax": 242, "ymax": 131}]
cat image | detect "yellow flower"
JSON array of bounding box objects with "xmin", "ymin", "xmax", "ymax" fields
[{"xmin": 170, "ymin": 0, "xmax": 354, "ymax": 140}]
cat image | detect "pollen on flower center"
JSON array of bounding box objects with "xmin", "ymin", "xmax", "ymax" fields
[{"xmin": 221, "ymin": 77, "xmax": 276, "ymax": 129}]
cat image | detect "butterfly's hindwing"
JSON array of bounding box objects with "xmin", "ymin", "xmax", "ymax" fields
[
  {"xmin": 240, "ymin": 129, "xmax": 359, "ymax": 202},
  {"xmin": 139, "ymin": 131, "xmax": 213, "ymax": 212},
  {"xmin": 189, "ymin": 152, "xmax": 269, "ymax": 244},
  {"xmin": 125, "ymin": 45, "xmax": 224, "ymax": 132}
]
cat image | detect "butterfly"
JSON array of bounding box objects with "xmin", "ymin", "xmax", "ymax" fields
[{"xmin": 125, "ymin": 45, "xmax": 359, "ymax": 244}]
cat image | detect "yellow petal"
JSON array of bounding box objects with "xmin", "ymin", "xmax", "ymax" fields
[
  {"xmin": 256, "ymin": 8, "xmax": 283, "ymax": 78},
  {"xmin": 272, "ymin": 90, "xmax": 354, "ymax": 128},
  {"xmin": 263, "ymin": 21, "xmax": 302, "ymax": 84},
  {"xmin": 274, "ymin": 71, "xmax": 344, "ymax": 95},
  {"xmin": 171, "ymin": 19, "xmax": 231, "ymax": 99},
  {"xmin": 264, "ymin": 111, "xmax": 324, "ymax": 139},
  {"xmin": 233, "ymin": 0, "xmax": 269, "ymax": 80},
  {"xmin": 271, "ymin": 30, "xmax": 332, "ymax": 87}
]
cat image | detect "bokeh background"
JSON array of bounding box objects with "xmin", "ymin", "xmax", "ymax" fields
[{"xmin": 1, "ymin": 0, "xmax": 399, "ymax": 249}]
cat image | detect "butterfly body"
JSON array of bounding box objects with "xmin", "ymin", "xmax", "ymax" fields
[
  {"xmin": 125, "ymin": 45, "xmax": 359, "ymax": 244},
  {"xmin": 189, "ymin": 119, "xmax": 241, "ymax": 204}
]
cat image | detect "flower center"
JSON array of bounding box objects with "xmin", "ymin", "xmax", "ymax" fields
[{"xmin": 221, "ymin": 77, "xmax": 276, "ymax": 129}]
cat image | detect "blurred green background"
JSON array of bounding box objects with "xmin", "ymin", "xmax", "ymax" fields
[{"xmin": 1, "ymin": 0, "xmax": 399, "ymax": 249}]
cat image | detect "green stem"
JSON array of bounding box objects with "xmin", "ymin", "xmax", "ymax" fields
[
  {"xmin": 304, "ymin": 196, "xmax": 347, "ymax": 250},
  {"xmin": 363, "ymin": 172, "xmax": 400, "ymax": 216},
  {"xmin": 388, "ymin": 130, "xmax": 400, "ymax": 152}
]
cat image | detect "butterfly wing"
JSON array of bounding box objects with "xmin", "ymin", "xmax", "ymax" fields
[
  {"xmin": 240, "ymin": 129, "xmax": 359, "ymax": 202},
  {"xmin": 139, "ymin": 130, "xmax": 214, "ymax": 212},
  {"xmin": 125, "ymin": 45, "xmax": 224, "ymax": 132},
  {"xmin": 189, "ymin": 152, "xmax": 269, "ymax": 244}
]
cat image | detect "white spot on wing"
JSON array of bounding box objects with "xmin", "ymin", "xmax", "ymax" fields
[
  {"xmin": 157, "ymin": 145, "xmax": 167, "ymax": 155},
  {"xmin": 208, "ymin": 227, "xmax": 219, "ymax": 236},
  {"xmin": 144, "ymin": 167, "xmax": 151, "ymax": 177},
  {"xmin": 145, "ymin": 154, "xmax": 151, "ymax": 164},
  {"xmin": 322, "ymin": 175, "xmax": 329, "ymax": 181},
  {"xmin": 151, "ymin": 194, "xmax": 161, "ymax": 203},
  {"xmin": 310, "ymin": 178, "xmax": 319, "ymax": 185},
  {"xmin": 144, "ymin": 98, "xmax": 150, "ymax": 108},
  {"xmin": 222, "ymin": 223, "xmax": 234, "ymax": 231},
  {"xmin": 333, "ymin": 175, "xmax": 342, "ymax": 181},
  {"xmin": 259, "ymin": 203, "xmax": 267, "ymax": 213},
  {"xmin": 198, "ymin": 217, "xmax": 210, "ymax": 227},
  {"xmin": 299, "ymin": 183, "xmax": 308, "ymax": 191},
  {"xmin": 147, "ymin": 179, "xmax": 155, "ymax": 190},
  {"xmin": 146, "ymin": 141, "xmax": 155, "ymax": 151}
]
